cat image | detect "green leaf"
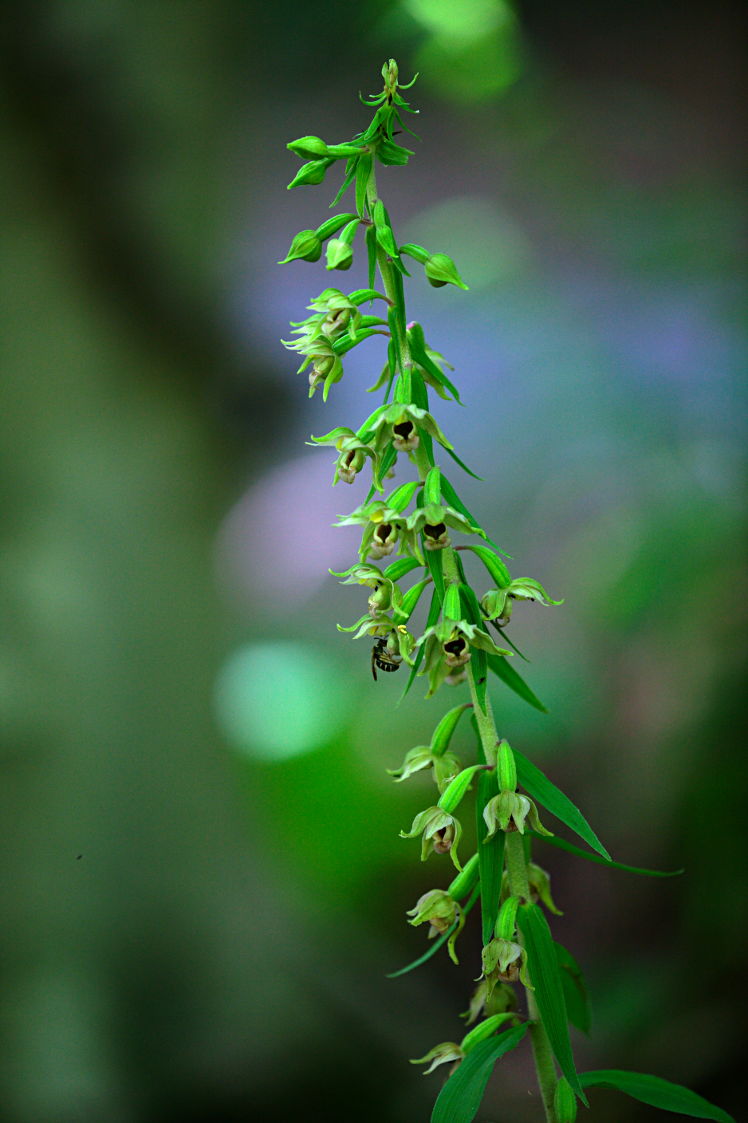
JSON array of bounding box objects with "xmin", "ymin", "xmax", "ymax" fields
[
  {"xmin": 446, "ymin": 445, "xmax": 482, "ymax": 480},
  {"xmin": 329, "ymin": 156, "xmax": 358, "ymax": 207},
  {"xmin": 396, "ymin": 578, "xmax": 431, "ymax": 622},
  {"xmin": 476, "ymin": 769, "xmax": 503, "ymax": 945},
  {"xmin": 486, "ymin": 652, "xmax": 548, "ymax": 713},
  {"xmin": 430, "ymin": 1025, "xmax": 529, "ymax": 1123},
  {"xmin": 472, "ymin": 647, "xmax": 488, "ymax": 712},
  {"xmin": 579, "ymin": 1071, "xmax": 735, "ymax": 1122},
  {"xmin": 365, "ymin": 224, "xmax": 377, "ymax": 290},
  {"xmin": 400, "ymin": 588, "xmax": 441, "ymax": 701},
  {"xmin": 513, "ymin": 748, "xmax": 610, "ymax": 861},
  {"xmin": 407, "ymin": 323, "xmax": 462, "ymax": 403},
  {"xmin": 355, "ymin": 153, "xmax": 372, "ymax": 216},
  {"xmin": 518, "ymin": 903, "xmax": 587, "ymax": 1104},
  {"xmin": 440, "ymin": 477, "xmax": 510, "ymax": 556},
  {"xmin": 463, "ymin": 544, "xmax": 512, "ymax": 588},
  {"xmin": 555, "ymin": 941, "xmax": 591, "ymax": 1035},
  {"xmin": 534, "ymin": 832, "xmax": 685, "ymax": 878},
  {"xmin": 423, "ymin": 540, "xmax": 445, "ymax": 602},
  {"xmin": 458, "ymin": 583, "xmax": 484, "ymax": 627},
  {"xmin": 387, "ymin": 884, "xmax": 479, "ymax": 978}
]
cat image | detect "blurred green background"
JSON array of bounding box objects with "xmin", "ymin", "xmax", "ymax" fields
[{"xmin": 1, "ymin": 2, "xmax": 745, "ymax": 1120}]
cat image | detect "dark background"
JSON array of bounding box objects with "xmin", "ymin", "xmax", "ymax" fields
[{"xmin": 1, "ymin": 2, "xmax": 745, "ymax": 1120}]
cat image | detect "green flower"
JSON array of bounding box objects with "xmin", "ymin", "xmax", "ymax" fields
[
  {"xmin": 417, "ymin": 619, "xmax": 512, "ymax": 696},
  {"xmin": 406, "ymin": 888, "xmax": 465, "ymax": 964},
  {"xmin": 481, "ymin": 578, "xmax": 563, "ymax": 627},
  {"xmin": 406, "ymin": 502, "xmax": 476, "ymax": 551},
  {"xmin": 400, "ymin": 806, "xmax": 463, "ymax": 869},
  {"xmin": 462, "ymin": 979, "xmax": 517, "ymax": 1026},
  {"xmin": 410, "ymin": 1041, "xmax": 463, "ymax": 1076},
  {"xmin": 367, "ymin": 403, "xmax": 453, "ymax": 456},
  {"xmin": 387, "ymin": 744, "xmax": 462, "ymax": 792},
  {"xmin": 336, "ymin": 499, "xmax": 422, "ymax": 563},
  {"xmin": 482, "ymin": 791, "xmax": 552, "ymax": 838},
  {"xmin": 482, "ymin": 937, "xmax": 531, "ymax": 989}
]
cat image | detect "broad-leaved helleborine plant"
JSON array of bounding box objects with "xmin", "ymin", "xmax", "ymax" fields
[{"xmin": 279, "ymin": 60, "xmax": 734, "ymax": 1123}]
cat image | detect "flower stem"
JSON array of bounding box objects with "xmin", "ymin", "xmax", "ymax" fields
[{"xmin": 467, "ymin": 661, "xmax": 559, "ymax": 1122}]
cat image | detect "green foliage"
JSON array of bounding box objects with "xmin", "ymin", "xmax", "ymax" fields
[
  {"xmin": 280, "ymin": 58, "xmax": 730, "ymax": 1123},
  {"xmin": 579, "ymin": 1070, "xmax": 735, "ymax": 1121}
]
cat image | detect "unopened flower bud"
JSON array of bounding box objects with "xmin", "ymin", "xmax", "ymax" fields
[
  {"xmin": 497, "ymin": 740, "xmax": 517, "ymax": 793},
  {"xmin": 424, "ymin": 252, "xmax": 469, "ymax": 290},
  {"xmin": 326, "ymin": 237, "xmax": 354, "ymax": 271},
  {"xmin": 287, "ymin": 135, "xmax": 330, "ymax": 159},
  {"xmin": 286, "ymin": 158, "xmax": 334, "ymax": 189},
  {"xmin": 367, "ymin": 580, "xmax": 393, "ymax": 615},
  {"xmin": 278, "ymin": 229, "xmax": 322, "ymax": 264}
]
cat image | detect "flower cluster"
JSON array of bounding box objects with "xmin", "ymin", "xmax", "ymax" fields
[{"xmin": 274, "ymin": 57, "xmax": 732, "ymax": 1123}]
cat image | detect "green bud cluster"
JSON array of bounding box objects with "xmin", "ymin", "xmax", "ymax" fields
[{"xmin": 278, "ymin": 60, "xmax": 731, "ymax": 1123}]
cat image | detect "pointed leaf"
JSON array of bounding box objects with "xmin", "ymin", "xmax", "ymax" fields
[
  {"xmin": 329, "ymin": 156, "xmax": 358, "ymax": 208},
  {"xmin": 486, "ymin": 652, "xmax": 548, "ymax": 712},
  {"xmin": 446, "ymin": 445, "xmax": 483, "ymax": 480},
  {"xmin": 396, "ymin": 578, "xmax": 431, "ymax": 622},
  {"xmin": 440, "ymin": 477, "xmax": 509, "ymax": 556},
  {"xmin": 472, "ymin": 647, "xmax": 488, "ymax": 713},
  {"xmin": 513, "ymin": 748, "xmax": 610, "ymax": 861},
  {"xmin": 423, "ymin": 542, "xmax": 445, "ymax": 603},
  {"xmin": 518, "ymin": 903, "xmax": 587, "ymax": 1104},
  {"xmin": 463, "ymin": 544, "xmax": 512, "ymax": 589},
  {"xmin": 365, "ymin": 223, "xmax": 377, "ymax": 290},
  {"xmin": 535, "ymin": 832, "xmax": 685, "ymax": 877},
  {"xmin": 355, "ymin": 153, "xmax": 372, "ymax": 216},
  {"xmin": 400, "ymin": 588, "xmax": 441, "ymax": 701},
  {"xmin": 555, "ymin": 941, "xmax": 591, "ymax": 1035},
  {"xmin": 476, "ymin": 769, "xmax": 503, "ymax": 945},
  {"xmin": 579, "ymin": 1071, "xmax": 735, "ymax": 1122},
  {"xmin": 430, "ymin": 1025, "xmax": 529, "ymax": 1123}
]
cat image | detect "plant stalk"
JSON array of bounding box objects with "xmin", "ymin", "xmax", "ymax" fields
[{"xmin": 467, "ymin": 658, "xmax": 559, "ymax": 1122}]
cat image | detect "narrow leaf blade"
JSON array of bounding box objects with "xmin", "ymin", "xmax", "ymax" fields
[
  {"xmin": 555, "ymin": 941, "xmax": 592, "ymax": 1035},
  {"xmin": 486, "ymin": 652, "xmax": 548, "ymax": 713},
  {"xmin": 534, "ymin": 832, "xmax": 684, "ymax": 878},
  {"xmin": 431, "ymin": 1025, "xmax": 529, "ymax": 1123},
  {"xmin": 518, "ymin": 903, "xmax": 587, "ymax": 1104},
  {"xmin": 513, "ymin": 748, "xmax": 610, "ymax": 861},
  {"xmin": 579, "ymin": 1070, "xmax": 735, "ymax": 1122}
]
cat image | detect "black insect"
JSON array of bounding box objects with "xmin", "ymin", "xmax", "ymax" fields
[{"xmin": 371, "ymin": 636, "xmax": 403, "ymax": 680}]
